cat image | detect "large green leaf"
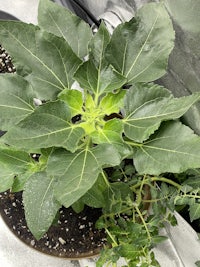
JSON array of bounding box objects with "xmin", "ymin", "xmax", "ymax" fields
[
  {"xmin": 47, "ymin": 144, "xmax": 121, "ymax": 207},
  {"xmin": 134, "ymin": 121, "xmax": 200, "ymax": 175},
  {"xmin": 0, "ymin": 21, "xmax": 82, "ymax": 99},
  {"xmin": 89, "ymin": 22, "xmax": 110, "ymax": 68},
  {"xmin": 0, "ymin": 74, "xmax": 35, "ymax": 130},
  {"xmin": 105, "ymin": 3, "xmax": 175, "ymax": 83},
  {"xmin": 0, "ymin": 173, "xmax": 15, "ymax": 192},
  {"xmin": 3, "ymin": 100, "xmax": 84, "ymax": 152},
  {"xmin": 23, "ymin": 172, "xmax": 61, "ymax": 239},
  {"xmin": 74, "ymin": 23, "xmax": 126, "ymax": 97},
  {"xmin": 123, "ymin": 83, "xmax": 200, "ymax": 142},
  {"xmin": 81, "ymin": 174, "xmax": 108, "ymax": 208},
  {"xmin": 0, "ymin": 147, "xmax": 33, "ymax": 191},
  {"xmin": 0, "ymin": 148, "xmax": 32, "ymax": 172},
  {"xmin": 38, "ymin": 0, "xmax": 92, "ymax": 58}
]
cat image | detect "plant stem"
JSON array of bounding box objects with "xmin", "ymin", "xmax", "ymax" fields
[
  {"xmin": 101, "ymin": 171, "xmax": 111, "ymax": 187},
  {"xmin": 105, "ymin": 228, "xmax": 118, "ymax": 247},
  {"xmin": 151, "ymin": 177, "xmax": 181, "ymax": 190},
  {"xmin": 135, "ymin": 205, "xmax": 151, "ymax": 241},
  {"xmin": 125, "ymin": 140, "xmax": 143, "ymax": 147},
  {"xmin": 131, "ymin": 176, "xmax": 181, "ymax": 191}
]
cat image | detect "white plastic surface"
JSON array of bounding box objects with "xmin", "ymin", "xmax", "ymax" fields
[{"xmin": 0, "ymin": 0, "xmax": 39, "ymax": 24}]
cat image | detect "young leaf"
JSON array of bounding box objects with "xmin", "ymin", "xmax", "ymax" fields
[
  {"xmin": 38, "ymin": 0, "xmax": 92, "ymax": 58},
  {"xmin": 74, "ymin": 23, "xmax": 126, "ymax": 97},
  {"xmin": 58, "ymin": 89, "xmax": 83, "ymax": 117},
  {"xmin": 99, "ymin": 90, "xmax": 126, "ymax": 115},
  {"xmin": 92, "ymin": 119, "xmax": 123, "ymax": 144},
  {"xmin": 74, "ymin": 59, "xmax": 126, "ymax": 97},
  {"xmin": 105, "ymin": 3, "xmax": 175, "ymax": 83},
  {"xmin": 91, "ymin": 119, "xmax": 132, "ymax": 158},
  {"xmin": 134, "ymin": 121, "xmax": 200, "ymax": 175},
  {"xmin": 123, "ymin": 83, "xmax": 200, "ymax": 142},
  {"xmin": 89, "ymin": 22, "xmax": 110, "ymax": 68},
  {"xmin": 3, "ymin": 100, "xmax": 84, "ymax": 152},
  {"xmin": 23, "ymin": 172, "xmax": 61, "ymax": 240},
  {"xmin": 47, "ymin": 144, "xmax": 121, "ymax": 207},
  {"xmin": 0, "ymin": 74, "xmax": 35, "ymax": 130},
  {"xmin": 189, "ymin": 203, "xmax": 200, "ymax": 222},
  {"xmin": 0, "ymin": 21, "xmax": 82, "ymax": 99}
]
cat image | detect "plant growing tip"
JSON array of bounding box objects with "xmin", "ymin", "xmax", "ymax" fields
[{"xmin": 0, "ymin": 0, "xmax": 200, "ymax": 265}]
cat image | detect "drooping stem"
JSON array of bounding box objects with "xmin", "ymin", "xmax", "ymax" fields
[
  {"xmin": 151, "ymin": 177, "xmax": 181, "ymax": 190},
  {"xmin": 131, "ymin": 176, "xmax": 181, "ymax": 191}
]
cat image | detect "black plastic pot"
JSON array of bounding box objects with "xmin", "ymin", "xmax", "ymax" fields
[
  {"xmin": 0, "ymin": 10, "xmax": 18, "ymax": 21},
  {"xmin": 53, "ymin": 0, "xmax": 100, "ymax": 26}
]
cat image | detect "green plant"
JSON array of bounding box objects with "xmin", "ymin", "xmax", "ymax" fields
[{"xmin": 1, "ymin": 0, "xmax": 200, "ymax": 266}]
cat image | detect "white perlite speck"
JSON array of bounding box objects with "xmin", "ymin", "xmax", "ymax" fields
[{"xmin": 58, "ymin": 237, "xmax": 66, "ymax": 245}]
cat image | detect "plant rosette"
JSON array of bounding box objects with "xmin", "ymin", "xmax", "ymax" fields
[{"xmin": 1, "ymin": 0, "xmax": 200, "ymax": 266}]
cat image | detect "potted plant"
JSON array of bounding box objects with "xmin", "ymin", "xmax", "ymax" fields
[{"xmin": 1, "ymin": 0, "xmax": 200, "ymax": 266}]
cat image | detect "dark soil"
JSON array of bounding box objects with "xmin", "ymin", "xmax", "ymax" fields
[
  {"xmin": 0, "ymin": 191, "xmax": 106, "ymax": 258},
  {"xmin": 0, "ymin": 45, "xmax": 16, "ymax": 73},
  {"xmin": 0, "ymin": 45, "xmax": 106, "ymax": 258}
]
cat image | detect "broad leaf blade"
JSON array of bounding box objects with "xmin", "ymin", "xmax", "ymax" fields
[
  {"xmin": 47, "ymin": 148, "xmax": 100, "ymax": 207},
  {"xmin": 3, "ymin": 100, "xmax": 84, "ymax": 152},
  {"xmin": 38, "ymin": 0, "xmax": 92, "ymax": 58},
  {"xmin": 123, "ymin": 83, "xmax": 200, "ymax": 142},
  {"xmin": 0, "ymin": 147, "xmax": 33, "ymax": 192},
  {"xmin": 74, "ymin": 23, "xmax": 126, "ymax": 96},
  {"xmin": 134, "ymin": 121, "xmax": 200, "ymax": 175},
  {"xmin": 106, "ymin": 3, "xmax": 175, "ymax": 83},
  {"xmin": 0, "ymin": 21, "xmax": 82, "ymax": 99},
  {"xmin": 47, "ymin": 144, "xmax": 120, "ymax": 207},
  {"xmin": 89, "ymin": 22, "xmax": 110, "ymax": 68},
  {"xmin": 23, "ymin": 172, "xmax": 61, "ymax": 240},
  {"xmin": 0, "ymin": 174, "xmax": 14, "ymax": 192},
  {"xmin": 81, "ymin": 174, "xmax": 108, "ymax": 208},
  {"xmin": 0, "ymin": 147, "xmax": 33, "ymax": 173},
  {"xmin": 0, "ymin": 74, "xmax": 34, "ymax": 130}
]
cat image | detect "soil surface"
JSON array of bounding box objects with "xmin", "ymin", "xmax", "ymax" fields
[
  {"xmin": 0, "ymin": 45, "xmax": 106, "ymax": 258},
  {"xmin": 0, "ymin": 45, "xmax": 16, "ymax": 73},
  {"xmin": 0, "ymin": 191, "xmax": 106, "ymax": 258}
]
